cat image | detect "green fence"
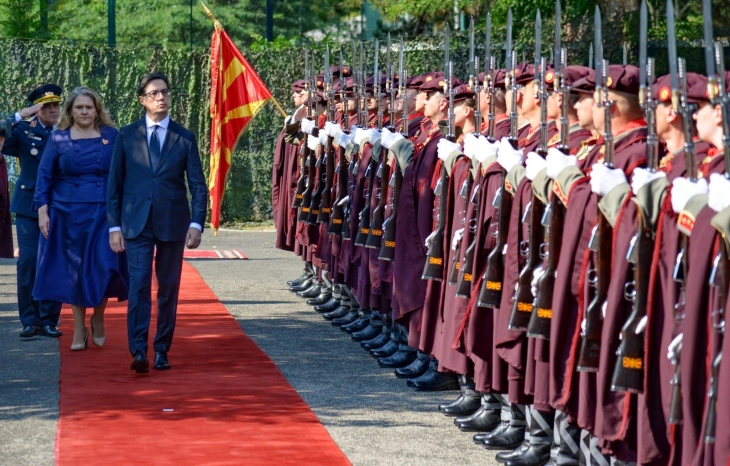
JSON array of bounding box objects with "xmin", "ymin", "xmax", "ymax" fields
[{"xmin": 0, "ymin": 37, "xmax": 725, "ymax": 224}]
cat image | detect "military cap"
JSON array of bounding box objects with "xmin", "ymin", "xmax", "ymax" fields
[
  {"xmin": 571, "ymin": 75, "xmax": 595, "ymax": 94},
  {"xmin": 654, "ymin": 73, "xmax": 708, "ymax": 104},
  {"xmin": 513, "ymin": 63, "xmax": 536, "ymax": 86},
  {"xmin": 453, "ymin": 84, "xmax": 476, "ymax": 103},
  {"xmin": 315, "ymin": 75, "xmax": 325, "ymax": 90},
  {"xmin": 28, "ymin": 84, "xmax": 62, "ymax": 105},
  {"xmin": 325, "ymin": 65, "xmax": 353, "ymax": 78},
  {"xmin": 605, "ymin": 65, "xmax": 641, "ymax": 94},
  {"xmin": 544, "ymin": 65, "xmax": 593, "ymax": 91},
  {"xmin": 477, "ymin": 69, "xmax": 507, "ymax": 90},
  {"xmin": 291, "ymin": 79, "xmax": 307, "ymax": 93},
  {"xmin": 334, "ymin": 77, "xmax": 356, "ymax": 95},
  {"xmin": 406, "ymin": 73, "xmax": 431, "ymax": 90},
  {"xmin": 364, "ymin": 74, "xmax": 398, "ymax": 95},
  {"xmin": 416, "ymin": 72, "xmax": 445, "ymax": 91},
  {"xmin": 419, "ymin": 75, "xmax": 463, "ymax": 95}
]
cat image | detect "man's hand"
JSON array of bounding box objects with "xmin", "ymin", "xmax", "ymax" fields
[
  {"xmin": 109, "ymin": 230, "xmax": 125, "ymax": 253},
  {"xmin": 19, "ymin": 104, "xmax": 43, "ymax": 120},
  {"xmin": 185, "ymin": 227, "xmax": 202, "ymax": 249},
  {"xmin": 293, "ymin": 104, "xmax": 307, "ymax": 122},
  {"xmin": 38, "ymin": 205, "xmax": 50, "ymax": 239}
]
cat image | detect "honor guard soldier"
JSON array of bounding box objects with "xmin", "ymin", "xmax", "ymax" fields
[{"xmin": 2, "ymin": 84, "xmax": 64, "ymax": 339}]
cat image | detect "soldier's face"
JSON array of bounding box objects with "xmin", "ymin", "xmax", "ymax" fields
[
  {"xmin": 547, "ymin": 92, "xmax": 561, "ymax": 120},
  {"xmin": 575, "ymin": 94, "xmax": 595, "ymax": 131},
  {"xmin": 592, "ymin": 94, "xmax": 604, "ymax": 134},
  {"xmin": 480, "ymin": 89, "xmax": 490, "ymax": 114},
  {"xmin": 520, "ymin": 81, "xmax": 538, "ymax": 113},
  {"xmin": 655, "ymin": 102, "xmax": 674, "ymax": 138},
  {"xmin": 454, "ymin": 102, "xmax": 471, "ymax": 127},
  {"xmin": 37, "ymin": 102, "xmax": 60, "ymax": 126},
  {"xmin": 335, "ymin": 99, "xmax": 344, "ymax": 113},
  {"xmin": 424, "ymin": 92, "xmax": 446, "ymax": 119},
  {"xmin": 292, "ymin": 90, "xmax": 306, "ymax": 107},
  {"xmin": 694, "ymin": 101, "xmax": 720, "ymax": 144},
  {"xmin": 415, "ymin": 91, "xmax": 427, "ymax": 113},
  {"xmin": 366, "ymin": 96, "xmax": 378, "ymax": 111}
]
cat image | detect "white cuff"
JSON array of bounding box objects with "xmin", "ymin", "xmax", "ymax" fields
[
  {"xmin": 190, "ymin": 223, "xmax": 203, "ymax": 231},
  {"xmin": 109, "ymin": 226, "xmax": 122, "ymax": 233},
  {"xmin": 14, "ymin": 112, "xmax": 22, "ymax": 122}
]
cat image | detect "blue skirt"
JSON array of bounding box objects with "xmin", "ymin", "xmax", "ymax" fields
[{"xmin": 33, "ymin": 200, "xmax": 129, "ymax": 307}]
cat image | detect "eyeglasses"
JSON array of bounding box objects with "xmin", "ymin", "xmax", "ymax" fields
[{"xmin": 143, "ymin": 89, "xmax": 172, "ymax": 100}]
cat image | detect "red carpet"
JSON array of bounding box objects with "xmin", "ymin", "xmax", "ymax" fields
[
  {"xmin": 16, "ymin": 249, "xmax": 249, "ymax": 259},
  {"xmin": 56, "ymin": 261, "xmax": 349, "ymax": 465}
]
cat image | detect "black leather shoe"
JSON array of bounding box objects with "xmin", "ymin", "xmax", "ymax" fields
[
  {"xmin": 361, "ymin": 331, "xmax": 390, "ymax": 349},
  {"xmin": 20, "ymin": 325, "xmax": 38, "ymax": 338},
  {"xmin": 287, "ymin": 272, "xmax": 312, "ymax": 287},
  {"xmin": 39, "ymin": 326, "xmax": 63, "ymax": 338},
  {"xmin": 496, "ymin": 441, "xmax": 531, "ymax": 464},
  {"xmin": 395, "ymin": 356, "xmax": 430, "ymax": 379},
  {"xmin": 370, "ymin": 340, "xmax": 399, "ymax": 358},
  {"xmin": 342, "ymin": 317, "xmax": 370, "ymax": 333},
  {"xmin": 306, "ymin": 292, "xmax": 332, "ymax": 306},
  {"xmin": 411, "ymin": 370, "xmax": 459, "ymax": 391},
  {"xmin": 154, "ymin": 351, "xmax": 171, "ymax": 370},
  {"xmin": 297, "ymin": 284, "xmax": 322, "ymax": 298},
  {"xmin": 503, "ymin": 443, "xmax": 551, "ymax": 466},
  {"xmin": 455, "ymin": 406, "xmax": 502, "ymax": 431},
  {"xmin": 314, "ymin": 297, "xmax": 340, "ymax": 312},
  {"xmin": 440, "ymin": 394, "xmax": 482, "ymax": 417},
  {"xmin": 331, "ymin": 310, "xmax": 359, "ymax": 327},
  {"xmin": 352, "ymin": 323, "xmax": 382, "ymax": 342},
  {"xmin": 289, "ymin": 278, "xmax": 314, "ymax": 292},
  {"xmin": 323, "ymin": 305, "xmax": 350, "ymax": 321},
  {"xmin": 481, "ymin": 425, "xmax": 526, "ymax": 450},
  {"xmin": 131, "ymin": 351, "xmax": 149, "ymax": 373},
  {"xmin": 473, "ymin": 421, "xmax": 509, "ymax": 444},
  {"xmin": 378, "ymin": 350, "xmax": 417, "ymax": 368}
]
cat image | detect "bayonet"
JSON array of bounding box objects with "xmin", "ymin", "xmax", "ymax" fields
[
  {"xmin": 589, "ymin": 42, "xmax": 594, "ymax": 70},
  {"xmin": 716, "ymin": 43, "xmax": 730, "ymax": 175},
  {"xmin": 639, "ymin": 0, "xmax": 647, "ymax": 98},
  {"xmin": 340, "ymin": 49, "xmax": 348, "ymax": 131},
  {"xmin": 445, "ymin": 23, "xmax": 451, "ymax": 70},
  {"xmin": 374, "ymin": 38, "xmax": 382, "ymax": 130},
  {"xmin": 623, "ymin": 43, "xmax": 628, "ymax": 66},
  {"xmin": 506, "ymin": 8, "xmax": 513, "ymax": 74},
  {"xmin": 387, "ymin": 33, "xmax": 395, "ymax": 129},
  {"xmin": 554, "ymin": 0, "xmax": 561, "ymax": 73}
]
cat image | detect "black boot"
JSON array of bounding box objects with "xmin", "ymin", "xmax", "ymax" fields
[
  {"xmin": 341, "ymin": 308, "xmax": 370, "ymax": 333},
  {"xmin": 297, "ymin": 283, "xmax": 322, "ymax": 298},
  {"xmin": 352, "ymin": 311, "xmax": 384, "ymax": 341},
  {"xmin": 289, "ymin": 277, "xmax": 315, "ymax": 292},
  {"xmin": 481, "ymin": 402, "xmax": 527, "ymax": 450},
  {"xmin": 454, "ymin": 393, "xmax": 501, "ymax": 430},
  {"xmin": 378, "ymin": 349, "xmax": 417, "ymax": 368},
  {"xmin": 361, "ymin": 330, "xmax": 390, "ymax": 349},
  {"xmin": 331, "ymin": 309, "xmax": 360, "ymax": 327},
  {"xmin": 287, "ymin": 270, "xmax": 312, "ymax": 287},
  {"xmin": 370, "ymin": 339, "xmax": 399, "ymax": 358},
  {"xmin": 439, "ymin": 376, "xmax": 482, "ymax": 417},
  {"xmin": 550, "ymin": 410, "xmax": 580, "ymax": 466},
  {"xmin": 409, "ymin": 360, "xmax": 459, "ymax": 391},
  {"xmin": 395, "ymin": 351, "xmax": 430, "ymax": 379},
  {"xmin": 496, "ymin": 440, "xmax": 531, "ymax": 464},
  {"xmin": 323, "ymin": 304, "xmax": 350, "ymax": 321},
  {"xmin": 307, "ymin": 289, "xmax": 332, "ymax": 306},
  {"xmin": 315, "ymin": 297, "xmax": 340, "ymax": 313},
  {"xmin": 502, "ymin": 407, "xmax": 554, "ymax": 466}
]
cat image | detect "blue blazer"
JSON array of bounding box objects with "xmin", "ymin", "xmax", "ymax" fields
[
  {"xmin": 34, "ymin": 126, "xmax": 117, "ymax": 208},
  {"xmin": 106, "ymin": 118, "xmax": 208, "ymax": 242},
  {"xmin": 1, "ymin": 116, "xmax": 53, "ymax": 218}
]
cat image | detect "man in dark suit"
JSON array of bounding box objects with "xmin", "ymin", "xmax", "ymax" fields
[
  {"xmin": 1, "ymin": 84, "xmax": 64, "ymax": 339},
  {"xmin": 107, "ymin": 72, "xmax": 208, "ymax": 374}
]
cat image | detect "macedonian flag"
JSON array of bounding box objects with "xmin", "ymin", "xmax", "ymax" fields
[{"xmin": 205, "ymin": 4, "xmax": 281, "ymax": 232}]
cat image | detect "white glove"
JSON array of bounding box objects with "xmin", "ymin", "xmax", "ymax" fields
[
  {"xmin": 337, "ymin": 130, "xmax": 354, "ymax": 149},
  {"xmin": 474, "ymin": 136, "xmax": 498, "ymax": 163},
  {"xmin": 380, "ymin": 127, "xmax": 404, "ymax": 149},
  {"xmin": 368, "ymin": 129, "xmax": 382, "ymax": 147},
  {"xmin": 306, "ymin": 134, "xmax": 320, "ymax": 151},
  {"xmin": 437, "ymin": 138, "xmax": 461, "ymax": 162},
  {"xmin": 530, "ymin": 265, "xmax": 545, "ymax": 297},
  {"xmin": 496, "ymin": 137, "xmax": 523, "ymax": 172},
  {"xmin": 463, "ymin": 133, "xmax": 479, "ymax": 159},
  {"xmin": 708, "ymin": 173, "xmax": 730, "ymax": 212},
  {"xmin": 671, "ymin": 177, "xmax": 708, "ymax": 213},
  {"xmin": 318, "ymin": 131, "xmax": 328, "ymax": 146},
  {"xmin": 424, "ymin": 230, "xmax": 437, "ymax": 249},
  {"xmin": 525, "ymin": 152, "xmax": 547, "ymax": 181},
  {"xmin": 631, "ymin": 168, "xmax": 667, "ymax": 195},
  {"xmin": 667, "ymin": 333, "xmax": 683, "ymax": 366},
  {"xmin": 324, "ymin": 121, "xmax": 339, "ymax": 138},
  {"xmin": 300, "ymin": 118, "xmax": 315, "ymax": 134},
  {"xmin": 545, "ymin": 147, "xmax": 577, "ymax": 179},
  {"xmin": 589, "ymin": 163, "xmax": 628, "ymax": 196},
  {"xmin": 451, "ymin": 228, "xmax": 465, "ymax": 250},
  {"xmin": 353, "ymin": 127, "xmax": 370, "ymax": 147}
]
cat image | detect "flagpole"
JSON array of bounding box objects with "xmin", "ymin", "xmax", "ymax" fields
[{"xmin": 202, "ymin": 2, "xmax": 288, "ymax": 119}]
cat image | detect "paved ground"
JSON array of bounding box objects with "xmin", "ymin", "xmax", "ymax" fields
[{"xmin": 0, "ymin": 229, "xmax": 500, "ymax": 466}]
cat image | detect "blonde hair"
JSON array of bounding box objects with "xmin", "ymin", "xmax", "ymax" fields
[{"xmin": 58, "ymin": 86, "xmax": 116, "ymax": 131}]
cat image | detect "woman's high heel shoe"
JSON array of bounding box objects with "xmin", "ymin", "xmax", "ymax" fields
[
  {"xmin": 70, "ymin": 327, "xmax": 88, "ymax": 351},
  {"xmin": 91, "ymin": 316, "xmax": 106, "ymax": 347}
]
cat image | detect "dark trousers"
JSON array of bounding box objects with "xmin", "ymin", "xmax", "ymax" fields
[
  {"xmin": 16, "ymin": 214, "xmax": 61, "ymax": 327},
  {"xmin": 125, "ymin": 214, "xmax": 185, "ymax": 356}
]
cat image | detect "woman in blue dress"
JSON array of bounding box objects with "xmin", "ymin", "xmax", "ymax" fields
[{"xmin": 34, "ymin": 86, "xmax": 129, "ymax": 351}]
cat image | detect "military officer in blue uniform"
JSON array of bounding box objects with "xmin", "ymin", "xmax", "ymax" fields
[{"xmin": 2, "ymin": 84, "xmax": 64, "ymax": 339}]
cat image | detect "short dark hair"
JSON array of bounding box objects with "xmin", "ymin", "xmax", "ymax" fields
[{"xmin": 137, "ymin": 72, "xmax": 170, "ymax": 96}]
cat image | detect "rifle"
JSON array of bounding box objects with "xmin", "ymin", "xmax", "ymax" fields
[
  {"xmin": 292, "ymin": 51, "xmax": 313, "ymax": 210},
  {"xmin": 456, "ymin": 13, "xmax": 493, "ymax": 298},
  {"xmin": 299, "ymin": 51, "xmax": 319, "ymax": 222},
  {"xmin": 305, "ymin": 48, "xmax": 330, "ymax": 225},
  {"xmin": 317, "ymin": 45, "xmax": 336, "ymax": 223},
  {"xmin": 577, "ymin": 8, "xmax": 612, "ymax": 371},
  {"xmin": 329, "ymin": 49, "xmax": 351, "ymax": 235},
  {"xmin": 366, "ymin": 34, "xmax": 395, "ymax": 249},
  {"xmin": 354, "ymin": 39, "xmax": 380, "ymax": 247},
  {"xmin": 478, "ymin": 7, "xmax": 516, "ymax": 308},
  {"xmin": 422, "ymin": 26, "xmax": 455, "ymax": 281}
]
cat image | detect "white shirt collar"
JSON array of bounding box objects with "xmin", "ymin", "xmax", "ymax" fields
[{"xmin": 145, "ymin": 114, "xmax": 170, "ymax": 130}]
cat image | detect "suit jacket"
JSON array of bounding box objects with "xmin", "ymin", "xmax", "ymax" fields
[
  {"xmin": 107, "ymin": 118, "xmax": 208, "ymax": 241},
  {"xmin": 1, "ymin": 116, "xmax": 53, "ymax": 218}
]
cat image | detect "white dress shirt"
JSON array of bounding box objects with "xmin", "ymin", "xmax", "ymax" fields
[{"xmin": 109, "ymin": 114, "xmax": 202, "ymax": 234}]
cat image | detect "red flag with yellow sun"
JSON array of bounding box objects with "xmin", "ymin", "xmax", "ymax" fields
[{"xmin": 204, "ymin": 3, "xmax": 285, "ymax": 233}]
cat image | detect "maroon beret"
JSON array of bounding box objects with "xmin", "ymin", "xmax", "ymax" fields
[
  {"xmin": 333, "ymin": 77, "xmax": 356, "ymax": 95},
  {"xmin": 315, "ymin": 75, "xmax": 325, "ymax": 90},
  {"xmin": 323, "ymin": 65, "xmax": 353, "ymax": 78},
  {"xmin": 453, "ymin": 84, "xmax": 476, "ymax": 103},
  {"xmin": 407, "ymin": 73, "xmax": 431, "ymax": 89},
  {"xmin": 364, "ymin": 74, "xmax": 391, "ymax": 95},
  {"xmin": 513, "ymin": 63, "xmax": 536, "ymax": 86},
  {"xmin": 477, "ymin": 69, "xmax": 507, "ymax": 90},
  {"xmin": 605, "ymin": 64, "xmax": 640, "ymax": 94},
  {"xmin": 545, "ymin": 66, "xmax": 594, "ymax": 92},
  {"xmin": 291, "ymin": 79, "xmax": 307, "ymax": 93},
  {"xmin": 654, "ymin": 73, "xmax": 709, "ymax": 105},
  {"xmin": 419, "ymin": 75, "xmax": 464, "ymax": 94},
  {"xmin": 572, "ymin": 76, "xmax": 595, "ymax": 94}
]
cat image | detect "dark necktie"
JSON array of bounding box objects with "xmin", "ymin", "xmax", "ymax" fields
[{"xmin": 149, "ymin": 125, "xmax": 161, "ymax": 170}]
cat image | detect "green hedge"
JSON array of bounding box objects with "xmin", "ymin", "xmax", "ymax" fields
[{"xmin": 0, "ymin": 37, "xmax": 724, "ymax": 224}]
